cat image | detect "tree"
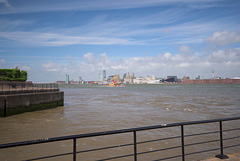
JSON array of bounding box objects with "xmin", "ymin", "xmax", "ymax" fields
[
  {"xmin": 20, "ymin": 71, "xmax": 28, "ymax": 81},
  {"xmin": 0, "ymin": 68, "xmax": 28, "ymax": 81},
  {"xmin": 12, "ymin": 67, "xmax": 21, "ymax": 78}
]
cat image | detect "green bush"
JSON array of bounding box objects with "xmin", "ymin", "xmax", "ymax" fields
[{"xmin": 0, "ymin": 67, "xmax": 28, "ymax": 81}]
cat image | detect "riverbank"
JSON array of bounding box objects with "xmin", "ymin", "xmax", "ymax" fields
[{"xmin": 201, "ymin": 153, "xmax": 240, "ymax": 161}]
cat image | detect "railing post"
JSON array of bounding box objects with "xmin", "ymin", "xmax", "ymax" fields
[
  {"xmin": 181, "ymin": 125, "xmax": 185, "ymax": 161},
  {"xmin": 133, "ymin": 131, "xmax": 137, "ymax": 161},
  {"xmin": 4, "ymin": 97, "xmax": 6, "ymax": 117},
  {"xmin": 215, "ymin": 121, "xmax": 228, "ymax": 159},
  {"xmin": 73, "ymin": 138, "xmax": 77, "ymax": 161}
]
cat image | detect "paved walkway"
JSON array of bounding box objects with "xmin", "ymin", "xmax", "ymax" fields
[{"xmin": 202, "ymin": 153, "xmax": 240, "ymax": 161}]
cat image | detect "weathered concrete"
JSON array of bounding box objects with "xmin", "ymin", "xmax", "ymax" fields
[
  {"xmin": 0, "ymin": 91, "xmax": 64, "ymax": 117},
  {"xmin": 201, "ymin": 153, "xmax": 240, "ymax": 161},
  {"xmin": 0, "ymin": 88, "xmax": 59, "ymax": 95}
]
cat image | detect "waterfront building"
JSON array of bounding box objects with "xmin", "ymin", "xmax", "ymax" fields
[
  {"xmin": 109, "ymin": 75, "xmax": 121, "ymax": 83},
  {"xmin": 123, "ymin": 73, "xmax": 126, "ymax": 81},
  {"xmin": 56, "ymin": 81, "xmax": 66, "ymax": 84},
  {"xmin": 124, "ymin": 72, "xmax": 132, "ymax": 84},
  {"xmin": 66, "ymin": 74, "xmax": 70, "ymax": 84},
  {"xmin": 132, "ymin": 75, "xmax": 162, "ymax": 84},
  {"xmin": 165, "ymin": 76, "xmax": 178, "ymax": 83},
  {"xmin": 131, "ymin": 73, "xmax": 136, "ymax": 80},
  {"xmin": 69, "ymin": 80, "xmax": 77, "ymax": 84},
  {"xmin": 78, "ymin": 76, "xmax": 83, "ymax": 84},
  {"xmin": 133, "ymin": 77, "xmax": 143, "ymax": 84},
  {"xmin": 103, "ymin": 70, "xmax": 106, "ymax": 81}
]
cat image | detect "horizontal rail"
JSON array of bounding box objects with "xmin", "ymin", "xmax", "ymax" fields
[
  {"xmin": 1, "ymin": 116, "xmax": 240, "ymax": 149},
  {"xmin": 0, "ymin": 82, "xmax": 59, "ymax": 94},
  {"xmin": 1, "ymin": 116, "xmax": 240, "ymax": 161},
  {"xmin": 185, "ymin": 147, "xmax": 220, "ymax": 156},
  {"xmin": 153, "ymin": 154, "xmax": 183, "ymax": 161}
]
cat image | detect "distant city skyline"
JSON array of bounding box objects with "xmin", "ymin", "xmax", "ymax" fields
[{"xmin": 0, "ymin": 0, "xmax": 240, "ymax": 82}]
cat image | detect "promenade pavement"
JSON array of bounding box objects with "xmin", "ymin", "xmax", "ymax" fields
[{"xmin": 201, "ymin": 153, "xmax": 240, "ymax": 161}]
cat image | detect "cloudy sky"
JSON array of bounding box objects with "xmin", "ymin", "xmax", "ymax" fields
[{"xmin": 0, "ymin": 0, "xmax": 240, "ymax": 82}]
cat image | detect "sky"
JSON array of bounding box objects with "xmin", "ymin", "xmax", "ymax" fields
[{"xmin": 0, "ymin": 0, "xmax": 240, "ymax": 82}]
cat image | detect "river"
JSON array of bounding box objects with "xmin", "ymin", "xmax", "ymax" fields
[{"xmin": 0, "ymin": 84, "xmax": 240, "ymax": 161}]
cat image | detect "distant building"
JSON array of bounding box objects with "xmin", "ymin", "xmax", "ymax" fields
[
  {"xmin": 131, "ymin": 73, "xmax": 136, "ymax": 79},
  {"xmin": 87, "ymin": 81, "xmax": 97, "ymax": 84},
  {"xmin": 182, "ymin": 76, "xmax": 190, "ymax": 81},
  {"xmin": 124, "ymin": 72, "xmax": 131, "ymax": 84},
  {"xmin": 69, "ymin": 80, "xmax": 77, "ymax": 84},
  {"xmin": 103, "ymin": 70, "xmax": 106, "ymax": 81},
  {"xmin": 165, "ymin": 76, "xmax": 178, "ymax": 83},
  {"xmin": 66, "ymin": 74, "xmax": 69, "ymax": 84},
  {"xmin": 109, "ymin": 75, "xmax": 121, "ymax": 83},
  {"xmin": 78, "ymin": 76, "xmax": 83, "ymax": 84},
  {"xmin": 123, "ymin": 73, "xmax": 126, "ymax": 80},
  {"xmin": 56, "ymin": 81, "xmax": 66, "ymax": 84},
  {"xmin": 196, "ymin": 75, "xmax": 201, "ymax": 80},
  {"xmin": 124, "ymin": 72, "xmax": 136, "ymax": 84},
  {"xmin": 133, "ymin": 75, "xmax": 161, "ymax": 84}
]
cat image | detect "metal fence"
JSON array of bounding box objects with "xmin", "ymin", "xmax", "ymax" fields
[
  {"xmin": 0, "ymin": 117, "xmax": 239, "ymax": 161},
  {"xmin": 0, "ymin": 82, "xmax": 58, "ymax": 93}
]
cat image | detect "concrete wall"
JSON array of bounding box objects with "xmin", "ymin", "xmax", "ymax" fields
[
  {"xmin": 0, "ymin": 91, "xmax": 64, "ymax": 117},
  {"xmin": 0, "ymin": 89, "xmax": 59, "ymax": 95}
]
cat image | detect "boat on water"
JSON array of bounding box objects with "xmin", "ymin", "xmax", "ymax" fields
[{"xmin": 105, "ymin": 81, "xmax": 124, "ymax": 87}]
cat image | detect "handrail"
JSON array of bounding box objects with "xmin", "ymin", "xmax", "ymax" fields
[
  {"xmin": 0, "ymin": 116, "xmax": 240, "ymax": 161},
  {"xmin": 0, "ymin": 82, "xmax": 59, "ymax": 94}
]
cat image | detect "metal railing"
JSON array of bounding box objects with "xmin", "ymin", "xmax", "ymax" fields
[
  {"xmin": 0, "ymin": 117, "xmax": 239, "ymax": 161},
  {"xmin": 0, "ymin": 82, "xmax": 58, "ymax": 94}
]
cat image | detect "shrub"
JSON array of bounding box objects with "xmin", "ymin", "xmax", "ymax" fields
[{"xmin": 0, "ymin": 67, "xmax": 28, "ymax": 81}]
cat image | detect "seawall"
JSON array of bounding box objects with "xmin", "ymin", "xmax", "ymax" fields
[{"xmin": 0, "ymin": 91, "xmax": 64, "ymax": 117}]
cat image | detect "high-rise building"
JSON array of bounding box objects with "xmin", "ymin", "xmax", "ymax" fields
[
  {"xmin": 103, "ymin": 70, "xmax": 106, "ymax": 81},
  {"xmin": 66, "ymin": 74, "xmax": 70, "ymax": 84},
  {"xmin": 123, "ymin": 73, "xmax": 126, "ymax": 80}
]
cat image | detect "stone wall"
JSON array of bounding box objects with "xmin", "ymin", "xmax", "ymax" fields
[{"xmin": 0, "ymin": 91, "xmax": 64, "ymax": 117}]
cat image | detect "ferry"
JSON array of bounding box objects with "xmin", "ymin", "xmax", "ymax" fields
[{"xmin": 105, "ymin": 81, "xmax": 124, "ymax": 87}]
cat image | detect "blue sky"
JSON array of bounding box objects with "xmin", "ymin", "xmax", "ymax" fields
[{"xmin": 0, "ymin": 0, "xmax": 240, "ymax": 82}]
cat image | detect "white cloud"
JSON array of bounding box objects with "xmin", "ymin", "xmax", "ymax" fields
[
  {"xmin": 0, "ymin": 59, "xmax": 5, "ymax": 68},
  {"xmin": 0, "ymin": 0, "xmax": 11, "ymax": 7},
  {"xmin": 179, "ymin": 45, "xmax": 193, "ymax": 54},
  {"xmin": 39, "ymin": 48, "xmax": 240, "ymax": 81},
  {"xmin": 0, "ymin": 0, "xmax": 224, "ymax": 14},
  {"xmin": 0, "ymin": 59, "xmax": 5, "ymax": 64},
  {"xmin": 42, "ymin": 61, "xmax": 62, "ymax": 72},
  {"xmin": 0, "ymin": 31, "xmax": 133, "ymax": 46},
  {"xmin": 206, "ymin": 31, "xmax": 240, "ymax": 45},
  {"xmin": 14, "ymin": 64, "xmax": 31, "ymax": 71},
  {"xmin": 83, "ymin": 53, "xmax": 96, "ymax": 64}
]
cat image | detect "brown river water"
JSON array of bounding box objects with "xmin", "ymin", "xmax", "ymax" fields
[{"xmin": 0, "ymin": 84, "xmax": 240, "ymax": 161}]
